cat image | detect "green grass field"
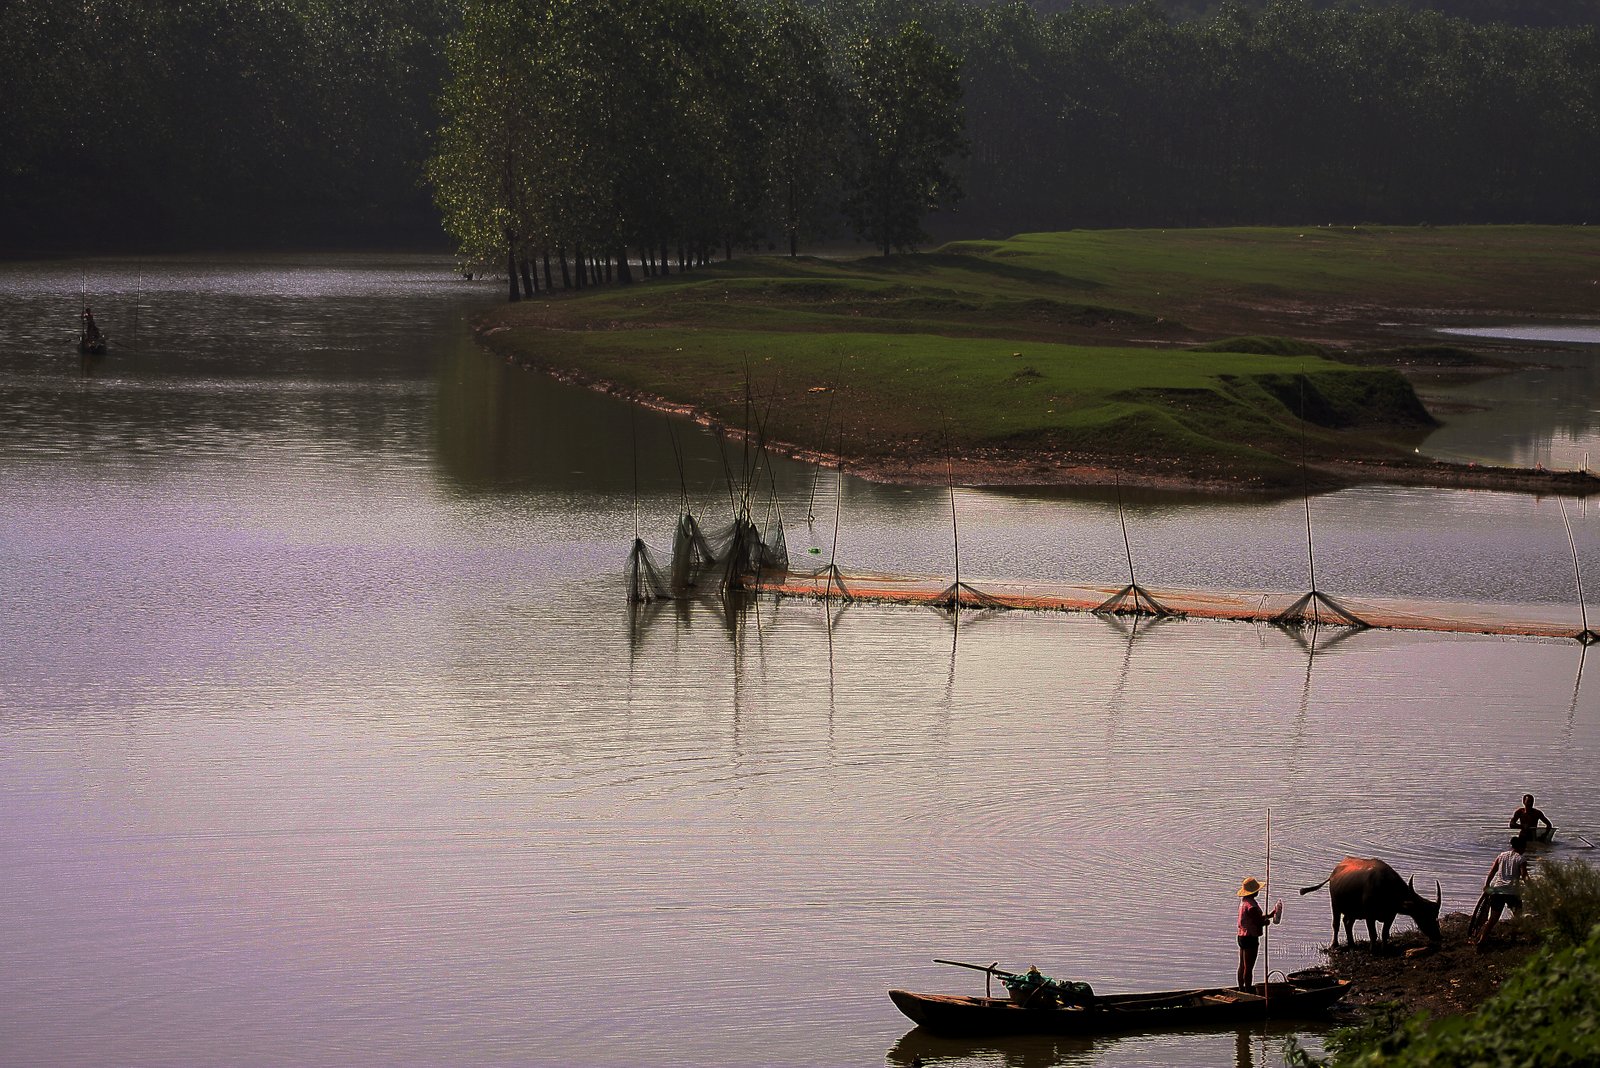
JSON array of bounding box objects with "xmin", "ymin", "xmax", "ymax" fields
[{"xmin": 482, "ymin": 226, "xmax": 1600, "ymax": 485}]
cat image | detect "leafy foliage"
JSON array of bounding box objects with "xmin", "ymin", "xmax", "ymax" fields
[
  {"xmin": 1294, "ymin": 922, "xmax": 1600, "ymax": 1067},
  {"xmin": 8, "ymin": 0, "xmax": 1600, "ymax": 252},
  {"xmin": 0, "ymin": 0, "xmax": 453, "ymax": 249},
  {"xmin": 1525, "ymin": 858, "xmax": 1600, "ymax": 949},
  {"xmin": 841, "ymin": 22, "xmax": 966, "ymax": 255},
  {"xmin": 427, "ymin": 0, "xmax": 967, "ymax": 284}
]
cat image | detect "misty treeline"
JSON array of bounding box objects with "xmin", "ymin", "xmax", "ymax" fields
[
  {"xmin": 935, "ymin": 0, "xmax": 1600, "ymax": 230},
  {"xmin": 0, "ymin": 0, "xmax": 453, "ymax": 250},
  {"xmin": 435, "ymin": 0, "xmax": 1600, "ymax": 292},
  {"xmin": 427, "ymin": 0, "xmax": 964, "ymax": 297},
  {"xmin": 4, "ymin": 0, "xmax": 1600, "ymax": 255}
]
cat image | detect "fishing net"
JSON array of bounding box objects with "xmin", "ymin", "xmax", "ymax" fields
[
  {"xmin": 627, "ymin": 509, "xmax": 789, "ymax": 603},
  {"xmin": 934, "ymin": 580, "xmax": 1011, "ymax": 612},
  {"xmin": 1000, "ymin": 969, "xmax": 1096, "ymax": 1007}
]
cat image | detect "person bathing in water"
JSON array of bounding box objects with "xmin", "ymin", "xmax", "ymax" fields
[
  {"xmin": 1236, "ymin": 876, "xmax": 1282, "ymax": 989},
  {"xmin": 1510, "ymin": 794, "xmax": 1553, "ymax": 844}
]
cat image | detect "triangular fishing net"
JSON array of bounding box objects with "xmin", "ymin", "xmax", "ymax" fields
[{"xmin": 631, "ymin": 508, "xmax": 790, "ymax": 603}]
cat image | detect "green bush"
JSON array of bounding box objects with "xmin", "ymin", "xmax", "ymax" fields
[
  {"xmin": 1525, "ymin": 857, "xmax": 1600, "ymax": 948},
  {"xmin": 1288, "ymin": 923, "xmax": 1600, "ymax": 1067}
]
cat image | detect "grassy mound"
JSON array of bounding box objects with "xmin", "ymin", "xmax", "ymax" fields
[{"xmin": 481, "ymin": 226, "xmax": 1600, "ymax": 485}]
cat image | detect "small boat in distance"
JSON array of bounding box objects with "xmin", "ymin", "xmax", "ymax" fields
[
  {"xmin": 890, "ymin": 968, "xmax": 1350, "ymax": 1038},
  {"xmin": 80, "ymin": 304, "xmax": 108, "ymax": 355}
]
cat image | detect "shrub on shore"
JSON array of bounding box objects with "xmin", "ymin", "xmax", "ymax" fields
[{"xmin": 1525, "ymin": 857, "xmax": 1600, "ymax": 949}]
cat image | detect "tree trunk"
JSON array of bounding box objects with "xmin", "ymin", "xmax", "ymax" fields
[
  {"xmin": 573, "ymin": 244, "xmax": 585, "ymax": 289},
  {"xmin": 506, "ymin": 234, "xmax": 520, "ymax": 303},
  {"xmin": 881, "ymin": 176, "xmax": 892, "ymax": 257},
  {"xmin": 604, "ymin": 255, "xmax": 613, "ymax": 284},
  {"xmin": 676, "ymin": 244, "xmax": 685, "ymax": 272},
  {"xmin": 616, "ymin": 251, "xmax": 632, "ymax": 284},
  {"xmin": 724, "ymin": 238, "xmax": 733, "ymax": 261},
  {"xmin": 519, "ymin": 255, "xmax": 535, "ymax": 297},
  {"xmin": 559, "ymin": 247, "xmax": 572, "ymax": 289},
  {"xmin": 788, "ymin": 183, "xmax": 799, "ymax": 257},
  {"xmin": 542, "ymin": 251, "xmax": 554, "ymax": 291}
]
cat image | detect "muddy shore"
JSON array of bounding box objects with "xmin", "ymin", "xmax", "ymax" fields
[
  {"xmin": 481, "ymin": 329, "xmax": 1600, "ymax": 497},
  {"xmin": 1314, "ymin": 913, "xmax": 1537, "ymax": 1020}
]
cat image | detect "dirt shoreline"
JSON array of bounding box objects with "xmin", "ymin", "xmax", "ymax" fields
[
  {"xmin": 1313, "ymin": 913, "xmax": 1537, "ymax": 1021},
  {"xmin": 478, "ymin": 321, "xmax": 1600, "ymax": 498}
]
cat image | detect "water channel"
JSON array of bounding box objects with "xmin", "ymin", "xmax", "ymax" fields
[{"xmin": 2, "ymin": 255, "xmax": 1597, "ymax": 1067}]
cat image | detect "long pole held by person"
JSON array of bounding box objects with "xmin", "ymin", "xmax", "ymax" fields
[{"xmin": 1264, "ymin": 807, "xmax": 1272, "ymax": 1013}]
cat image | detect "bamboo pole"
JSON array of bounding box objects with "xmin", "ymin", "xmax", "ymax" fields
[{"xmin": 1264, "ymin": 806, "xmax": 1272, "ymax": 1013}]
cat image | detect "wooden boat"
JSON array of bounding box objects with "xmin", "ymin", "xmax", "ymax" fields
[{"xmin": 889, "ymin": 974, "xmax": 1351, "ymax": 1037}]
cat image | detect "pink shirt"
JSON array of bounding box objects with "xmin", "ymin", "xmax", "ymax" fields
[{"xmin": 1238, "ymin": 898, "xmax": 1266, "ymax": 938}]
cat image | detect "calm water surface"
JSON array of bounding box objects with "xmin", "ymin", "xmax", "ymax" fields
[
  {"xmin": 1421, "ymin": 324, "xmax": 1600, "ymax": 471},
  {"xmin": 2, "ymin": 257, "xmax": 1597, "ymax": 1068}
]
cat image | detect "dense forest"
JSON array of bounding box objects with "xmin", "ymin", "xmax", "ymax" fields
[
  {"xmin": 3, "ymin": 0, "xmax": 1599, "ymax": 254},
  {"xmin": 0, "ymin": 0, "xmax": 455, "ymax": 251}
]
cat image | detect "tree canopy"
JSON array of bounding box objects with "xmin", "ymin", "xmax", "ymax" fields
[
  {"xmin": 426, "ymin": 0, "xmax": 968, "ymax": 288},
  {"xmin": 4, "ymin": 0, "xmax": 1600, "ymax": 254},
  {"xmin": 0, "ymin": 0, "xmax": 454, "ymax": 250}
]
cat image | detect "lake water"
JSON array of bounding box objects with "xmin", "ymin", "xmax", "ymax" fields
[
  {"xmin": 2, "ymin": 256, "xmax": 1597, "ymax": 1068},
  {"xmin": 1421, "ymin": 324, "xmax": 1600, "ymax": 472}
]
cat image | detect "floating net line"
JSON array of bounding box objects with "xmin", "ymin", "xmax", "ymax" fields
[
  {"xmin": 748, "ymin": 570, "xmax": 1599, "ymax": 643},
  {"xmin": 627, "ymin": 510, "xmax": 789, "ymax": 604}
]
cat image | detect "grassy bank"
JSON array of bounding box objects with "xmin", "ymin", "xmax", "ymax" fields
[{"xmin": 478, "ymin": 226, "xmax": 1600, "ymax": 491}]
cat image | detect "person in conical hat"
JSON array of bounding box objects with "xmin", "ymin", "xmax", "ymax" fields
[{"xmin": 1237, "ymin": 876, "xmax": 1282, "ymax": 989}]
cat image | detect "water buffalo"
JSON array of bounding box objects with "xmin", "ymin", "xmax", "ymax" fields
[{"xmin": 1299, "ymin": 857, "xmax": 1443, "ymax": 949}]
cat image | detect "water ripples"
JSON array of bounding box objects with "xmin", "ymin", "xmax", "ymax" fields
[{"xmin": 2, "ymin": 256, "xmax": 1598, "ymax": 1067}]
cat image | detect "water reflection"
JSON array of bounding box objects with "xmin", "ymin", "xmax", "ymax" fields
[
  {"xmin": 2, "ymin": 256, "xmax": 1598, "ymax": 1068},
  {"xmin": 1436, "ymin": 325, "xmax": 1600, "ymax": 345},
  {"xmin": 1418, "ymin": 344, "xmax": 1600, "ymax": 471},
  {"xmin": 885, "ymin": 1022, "xmax": 1320, "ymax": 1068}
]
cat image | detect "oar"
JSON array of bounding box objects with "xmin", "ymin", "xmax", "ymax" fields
[
  {"xmin": 934, "ymin": 958, "xmax": 1016, "ymax": 998},
  {"xmin": 935, "ymin": 958, "xmax": 1015, "ymax": 976},
  {"xmin": 1576, "ymin": 834, "xmax": 1596, "ymax": 850}
]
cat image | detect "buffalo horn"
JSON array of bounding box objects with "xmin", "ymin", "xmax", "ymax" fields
[{"xmin": 1434, "ymin": 880, "xmax": 1442, "ymax": 905}]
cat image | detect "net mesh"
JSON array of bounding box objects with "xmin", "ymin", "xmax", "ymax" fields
[{"xmin": 628, "ymin": 509, "xmax": 790, "ymax": 604}]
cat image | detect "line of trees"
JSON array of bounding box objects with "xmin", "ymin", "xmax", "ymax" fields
[
  {"xmin": 0, "ymin": 0, "xmax": 455, "ymax": 251},
  {"xmin": 908, "ymin": 0, "xmax": 1600, "ymax": 232},
  {"xmin": 426, "ymin": 0, "xmax": 966, "ymax": 300},
  {"xmin": 432, "ymin": 0, "xmax": 1600, "ymax": 298},
  {"xmin": 6, "ymin": 0, "xmax": 1600, "ymax": 256}
]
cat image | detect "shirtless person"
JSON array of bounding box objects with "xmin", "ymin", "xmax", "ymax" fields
[{"xmin": 1509, "ymin": 794, "xmax": 1553, "ymax": 844}]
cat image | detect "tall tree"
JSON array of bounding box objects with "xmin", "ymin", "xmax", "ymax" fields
[
  {"xmin": 755, "ymin": 0, "xmax": 845, "ymax": 256},
  {"xmin": 842, "ymin": 21, "xmax": 967, "ymax": 256}
]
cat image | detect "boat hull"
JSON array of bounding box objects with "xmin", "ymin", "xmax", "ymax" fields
[{"xmin": 889, "ymin": 977, "xmax": 1350, "ymax": 1037}]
